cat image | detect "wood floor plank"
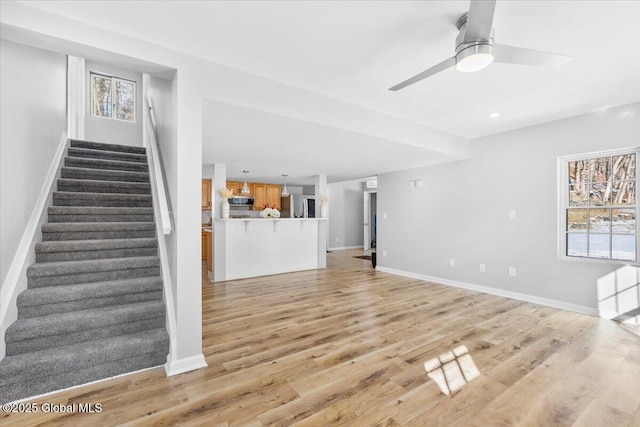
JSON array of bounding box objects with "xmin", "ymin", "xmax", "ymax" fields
[
  {"xmin": 2, "ymin": 249, "xmax": 639, "ymax": 426},
  {"xmin": 571, "ymin": 400, "xmax": 632, "ymax": 427}
]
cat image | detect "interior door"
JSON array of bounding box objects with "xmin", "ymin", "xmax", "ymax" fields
[{"xmin": 363, "ymin": 191, "xmax": 371, "ymax": 252}]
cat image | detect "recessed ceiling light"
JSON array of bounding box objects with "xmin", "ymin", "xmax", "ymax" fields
[{"xmin": 489, "ymin": 112, "xmax": 500, "ymax": 119}]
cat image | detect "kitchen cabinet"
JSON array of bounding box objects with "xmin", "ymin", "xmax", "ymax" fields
[
  {"xmin": 201, "ymin": 230, "xmax": 207, "ymax": 260},
  {"xmin": 205, "ymin": 231, "xmax": 212, "ymax": 273},
  {"xmin": 266, "ymin": 184, "xmax": 282, "ymax": 210},
  {"xmin": 202, "ymin": 180, "xmax": 212, "ymax": 209},
  {"xmin": 253, "ymin": 183, "xmax": 267, "ymax": 210},
  {"xmin": 252, "ymin": 183, "xmax": 281, "ymax": 210},
  {"xmin": 226, "ymin": 181, "xmax": 254, "ymax": 197},
  {"xmin": 226, "ymin": 181, "xmax": 241, "ymax": 196}
]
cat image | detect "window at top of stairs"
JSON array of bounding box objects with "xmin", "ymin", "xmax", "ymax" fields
[{"xmin": 90, "ymin": 73, "xmax": 136, "ymax": 122}]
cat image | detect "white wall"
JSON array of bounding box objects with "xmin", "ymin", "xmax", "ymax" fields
[
  {"xmin": 328, "ymin": 179, "xmax": 365, "ymax": 249},
  {"xmin": 377, "ymin": 103, "xmax": 640, "ymax": 312},
  {"xmin": 0, "ymin": 39, "xmax": 67, "ymax": 287},
  {"xmin": 146, "ymin": 74, "xmax": 178, "ymax": 317},
  {"xmin": 85, "ymin": 60, "xmax": 143, "ymax": 146}
]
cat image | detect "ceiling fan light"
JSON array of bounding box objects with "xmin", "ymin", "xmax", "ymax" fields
[{"xmin": 455, "ymin": 44, "xmax": 494, "ymax": 73}]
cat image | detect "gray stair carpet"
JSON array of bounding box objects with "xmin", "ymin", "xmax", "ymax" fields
[{"xmin": 0, "ymin": 139, "xmax": 169, "ymax": 404}]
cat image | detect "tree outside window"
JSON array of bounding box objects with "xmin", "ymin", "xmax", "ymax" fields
[
  {"xmin": 565, "ymin": 152, "xmax": 637, "ymax": 261},
  {"xmin": 91, "ymin": 73, "xmax": 135, "ymax": 122}
]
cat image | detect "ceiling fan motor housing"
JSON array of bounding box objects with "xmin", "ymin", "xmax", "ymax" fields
[{"xmin": 455, "ymin": 13, "xmax": 495, "ymax": 72}]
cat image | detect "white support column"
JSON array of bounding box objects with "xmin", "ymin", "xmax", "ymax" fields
[
  {"xmin": 315, "ymin": 174, "xmax": 329, "ymax": 248},
  {"xmin": 317, "ymin": 220, "xmax": 327, "ymax": 269},
  {"xmin": 67, "ymin": 55, "xmax": 85, "ymax": 140},
  {"xmin": 314, "ymin": 174, "xmax": 327, "ymax": 201}
]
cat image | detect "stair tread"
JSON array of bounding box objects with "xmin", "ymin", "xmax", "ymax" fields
[
  {"xmin": 43, "ymin": 222, "xmax": 155, "ymax": 231},
  {"xmin": 17, "ymin": 277, "xmax": 163, "ymax": 307},
  {"xmin": 36, "ymin": 238, "xmax": 158, "ymax": 253},
  {"xmin": 5, "ymin": 300, "xmax": 166, "ymax": 342},
  {"xmin": 68, "ymin": 147, "xmax": 147, "ymax": 163},
  {"xmin": 48, "ymin": 206, "xmax": 153, "ymax": 214},
  {"xmin": 27, "ymin": 256, "xmax": 159, "ymax": 278},
  {"xmin": 61, "ymin": 166, "xmax": 149, "ymax": 179},
  {"xmin": 58, "ymin": 178, "xmax": 151, "ymax": 187},
  {"xmin": 65, "ymin": 157, "xmax": 149, "ymax": 172},
  {"xmin": 70, "ymin": 139, "xmax": 147, "ymax": 155},
  {"xmin": 54, "ymin": 191, "xmax": 151, "ymax": 199},
  {"xmin": 0, "ymin": 328, "xmax": 168, "ymax": 384}
]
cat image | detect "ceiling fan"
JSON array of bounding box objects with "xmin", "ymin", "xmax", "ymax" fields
[{"xmin": 389, "ymin": 0, "xmax": 572, "ymax": 91}]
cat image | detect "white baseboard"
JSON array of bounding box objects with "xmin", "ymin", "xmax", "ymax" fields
[
  {"xmin": 328, "ymin": 245, "xmax": 364, "ymax": 251},
  {"xmin": 375, "ymin": 266, "xmax": 599, "ymax": 316},
  {"xmin": 165, "ymin": 353, "xmax": 208, "ymax": 376}
]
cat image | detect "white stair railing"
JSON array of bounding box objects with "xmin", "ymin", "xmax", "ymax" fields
[
  {"xmin": 145, "ymin": 95, "xmax": 171, "ymax": 234},
  {"xmin": 144, "ymin": 94, "xmax": 178, "ymax": 372}
]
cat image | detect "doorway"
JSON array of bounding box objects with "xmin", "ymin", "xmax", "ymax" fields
[{"xmin": 363, "ymin": 191, "xmax": 377, "ymax": 252}]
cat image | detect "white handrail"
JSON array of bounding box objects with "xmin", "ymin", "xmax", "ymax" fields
[
  {"xmin": 143, "ymin": 93, "xmax": 178, "ymax": 371},
  {"xmin": 145, "ymin": 95, "xmax": 172, "ymax": 234}
]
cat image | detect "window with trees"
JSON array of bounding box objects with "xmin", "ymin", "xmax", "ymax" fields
[
  {"xmin": 90, "ymin": 73, "xmax": 136, "ymax": 122},
  {"xmin": 564, "ymin": 150, "xmax": 638, "ymax": 261}
]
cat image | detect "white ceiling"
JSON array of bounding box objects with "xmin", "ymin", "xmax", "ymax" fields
[{"xmin": 17, "ymin": 0, "xmax": 640, "ymax": 183}]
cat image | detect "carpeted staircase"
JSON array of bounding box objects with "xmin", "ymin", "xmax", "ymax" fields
[{"xmin": 0, "ymin": 140, "xmax": 169, "ymax": 403}]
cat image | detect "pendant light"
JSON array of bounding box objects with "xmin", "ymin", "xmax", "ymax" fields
[
  {"xmin": 241, "ymin": 170, "xmax": 250, "ymax": 195},
  {"xmin": 281, "ymin": 174, "xmax": 290, "ymax": 197}
]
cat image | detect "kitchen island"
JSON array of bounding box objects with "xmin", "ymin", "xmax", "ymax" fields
[{"xmin": 212, "ymin": 218, "xmax": 327, "ymax": 282}]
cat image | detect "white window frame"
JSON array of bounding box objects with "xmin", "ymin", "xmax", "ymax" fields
[
  {"xmin": 558, "ymin": 147, "xmax": 640, "ymax": 264},
  {"xmin": 90, "ymin": 72, "xmax": 136, "ymax": 123}
]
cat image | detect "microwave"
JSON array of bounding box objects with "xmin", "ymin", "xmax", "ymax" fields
[{"xmin": 228, "ymin": 196, "xmax": 255, "ymax": 206}]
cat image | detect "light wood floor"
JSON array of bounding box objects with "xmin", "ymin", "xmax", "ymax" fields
[{"xmin": 2, "ymin": 249, "xmax": 639, "ymax": 426}]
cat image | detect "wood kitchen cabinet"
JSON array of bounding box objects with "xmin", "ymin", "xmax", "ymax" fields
[
  {"xmin": 201, "ymin": 230, "xmax": 207, "ymax": 260},
  {"xmin": 266, "ymin": 184, "xmax": 281, "ymax": 210},
  {"xmin": 226, "ymin": 181, "xmax": 241, "ymax": 196},
  {"xmin": 252, "ymin": 183, "xmax": 281, "ymax": 210},
  {"xmin": 202, "ymin": 180, "xmax": 212, "ymax": 209},
  {"xmin": 253, "ymin": 183, "xmax": 267, "ymax": 209},
  {"xmin": 205, "ymin": 231, "xmax": 212, "ymax": 273},
  {"xmin": 226, "ymin": 181, "xmax": 254, "ymax": 197}
]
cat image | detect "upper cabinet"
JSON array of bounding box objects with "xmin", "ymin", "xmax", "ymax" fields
[
  {"xmin": 266, "ymin": 184, "xmax": 282, "ymax": 210},
  {"xmin": 202, "ymin": 179, "xmax": 212, "ymax": 209},
  {"xmin": 253, "ymin": 183, "xmax": 267, "ymax": 209},
  {"xmin": 225, "ymin": 180, "xmax": 281, "ymax": 210},
  {"xmin": 226, "ymin": 181, "xmax": 241, "ymax": 196},
  {"xmin": 226, "ymin": 181, "xmax": 255, "ymax": 197}
]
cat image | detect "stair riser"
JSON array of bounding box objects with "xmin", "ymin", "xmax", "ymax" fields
[
  {"xmin": 28, "ymin": 267, "xmax": 160, "ymax": 288},
  {"xmin": 68, "ymin": 147, "xmax": 147, "ymax": 163},
  {"xmin": 57, "ymin": 180, "xmax": 151, "ymax": 195},
  {"xmin": 65, "ymin": 157, "xmax": 148, "ymax": 173},
  {"xmin": 0, "ymin": 350, "xmax": 167, "ymax": 403},
  {"xmin": 62, "ymin": 167, "xmax": 149, "ymax": 183},
  {"xmin": 18, "ymin": 290, "xmax": 164, "ymax": 319},
  {"xmin": 70, "ymin": 140, "xmax": 147, "ymax": 155},
  {"xmin": 53, "ymin": 197, "xmax": 152, "ymax": 208},
  {"xmin": 42, "ymin": 230, "xmax": 155, "ymax": 241},
  {"xmin": 36, "ymin": 247, "xmax": 157, "ymax": 263},
  {"xmin": 0, "ymin": 329, "xmax": 168, "ymax": 387},
  {"xmin": 48, "ymin": 214, "xmax": 154, "ymax": 223},
  {"xmin": 6, "ymin": 317, "xmax": 164, "ymax": 356}
]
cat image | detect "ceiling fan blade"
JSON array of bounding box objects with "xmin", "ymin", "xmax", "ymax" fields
[
  {"xmin": 493, "ymin": 43, "xmax": 572, "ymax": 67},
  {"xmin": 389, "ymin": 57, "xmax": 455, "ymax": 91},
  {"xmin": 464, "ymin": 0, "xmax": 497, "ymax": 42}
]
